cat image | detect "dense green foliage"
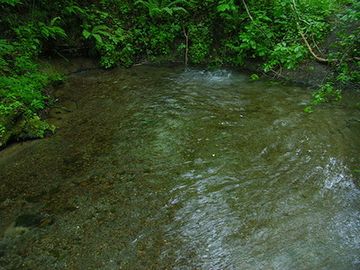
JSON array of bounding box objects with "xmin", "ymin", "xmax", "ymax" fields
[
  {"xmin": 0, "ymin": 0, "xmax": 66, "ymax": 146},
  {"xmin": 0, "ymin": 0, "xmax": 359, "ymax": 146}
]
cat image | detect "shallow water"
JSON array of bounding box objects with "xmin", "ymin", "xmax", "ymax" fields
[{"xmin": 0, "ymin": 66, "xmax": 359, "ymax": 269}]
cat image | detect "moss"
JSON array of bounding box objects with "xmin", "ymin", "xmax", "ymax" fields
[
  {"xmin": 19, "ymin": 114, "xmax": 55, "ymax": 140},
  {"xmin": 0, "ymin": 113, "xmax": 55, "ymax": 148}
]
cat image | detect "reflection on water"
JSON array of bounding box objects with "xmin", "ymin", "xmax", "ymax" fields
[{"xmin": 0, "ymin": 66, "xmax": 359, "ymax": 269}]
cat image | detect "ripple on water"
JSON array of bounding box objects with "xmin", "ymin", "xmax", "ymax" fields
[
  {"xmin": 172, "ymin": 68, "xmax": 245, "ymax": 88},
  {"xmin": 0, "ymin": 66, "xmax": 359, "ymax": 269}
]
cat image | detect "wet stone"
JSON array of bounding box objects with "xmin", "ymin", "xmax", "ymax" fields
[
  {"xmin": 15, "ymin": 213, "xmax": 52, "ymax": 228},
  {"xmin": 15, "ymin": 214, "xmax": 43, "ymax": 228}
]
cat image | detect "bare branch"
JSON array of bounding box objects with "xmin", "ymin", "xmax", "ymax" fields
[
  {"xmin": 299, "ymin": 31, "xmax": 329, "ymax": 63},
  {"xmin": 290, "ymin": 0, "xmax": 330, "ymax": 63},
  {"xmin": 241, "ymin": 0, "xmax": 253, "ymax": 21},
  {"xmin": 183, "ymin": 26, "xmax": 189, "ymax": 67}
]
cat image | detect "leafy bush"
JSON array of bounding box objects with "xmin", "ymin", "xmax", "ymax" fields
[
  {"xmin": 79, "ymin": 6, "xmax": 134, "ymax": 68},
  {"xmin": 135, "ymin": 0, "xmax": 188, "ymax": 18},
  {"xmin": 304, "ymin": 83, "xmax": 342, "ymax": 113},
  {"xmin": 0, "ymin": 8, "xmax": 64, "ymax": 145},
  {"xmin": 188, "ymin": 22, "xmax": 212, "ymax": 64}
]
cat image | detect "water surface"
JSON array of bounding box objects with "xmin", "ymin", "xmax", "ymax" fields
[{"xmin": 0, "ymin": 66, "xmax": 359, "ymax": 269}]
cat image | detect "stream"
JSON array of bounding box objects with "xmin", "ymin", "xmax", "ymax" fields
[{"xmin": 0, "ymin": 66, "xmax": 359, "ymax": 269}]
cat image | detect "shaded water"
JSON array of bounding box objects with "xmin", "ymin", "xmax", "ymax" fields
[{"xmin": 0, "ymin": 66, "xmax": 359, "ymax": 269}]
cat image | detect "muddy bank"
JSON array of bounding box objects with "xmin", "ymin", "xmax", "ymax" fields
[
  {"xmin": 42, "ymin": 57, "xmax": 99, "ymax": 75},
  {"xmin": 241, "ymin": 58, "xmax": 334, "ymax": 88},
  {"xmin": 281, "ymin": 60, "xmax": 334, "ymax": 87},
  {"xmin": 50, "ymin": 55, "xmax": 334, "ymax": 88}
]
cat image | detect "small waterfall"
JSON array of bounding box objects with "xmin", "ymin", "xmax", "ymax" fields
[{"xmin": 174, "ymin": 68, "xmax": 235, "ymax": 86}]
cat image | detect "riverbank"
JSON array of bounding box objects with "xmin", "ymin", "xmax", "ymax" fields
[
  {"xmin": 0, "ymin": 0, "xmax": 358, "ymax": 149},
  {"xmin": 0, "ymin": 53, "xmax": 347, "ymax": 150}
]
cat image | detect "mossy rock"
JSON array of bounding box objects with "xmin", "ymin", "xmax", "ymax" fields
[
  {"xmin": 0, "ymin": 129, "xmax": 10, "ymax": 148},
  {"xmin": 0, "ymin": 114, "xmax": 15, "ymax": 148},
  {"xmin": 0, "ymin": 113, "xmax": 55, "ymax": 148},
  {"xmin": 18, "ymin": 115, "xmax": 55, "ymax": 140}
]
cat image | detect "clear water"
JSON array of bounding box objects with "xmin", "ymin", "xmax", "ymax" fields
[{"xmin": 0, "ymin": 66, "xmax": 359, "ymax": 269}]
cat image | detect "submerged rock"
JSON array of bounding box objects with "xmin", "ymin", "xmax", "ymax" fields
[
  {"xmin": 2, "ymin": 213, "xmax": 54, "ymax": 240},
  {"xmin": 15, "ymin": 214, "xmax": 44, "ymax": 228}
]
